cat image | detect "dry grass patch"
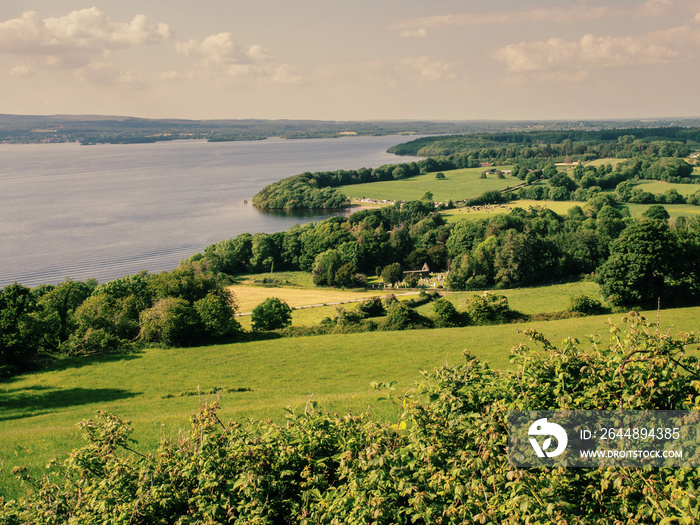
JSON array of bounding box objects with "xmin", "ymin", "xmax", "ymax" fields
[{"xmin": 229, "ymin": 285, "xmax": 378, "ymax": 314}]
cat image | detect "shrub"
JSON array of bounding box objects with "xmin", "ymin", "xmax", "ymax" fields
[
  {"xmin": 356, "ymin": 296, "xmax": 385, "ymax": 317},
  {"xmin": 251, "ymin": 297, "xmax": 292, "ymax": 331},
  {"xmin": 333, "ymin": 306, "xmax": 365, "ymax": 326},
  {"xmin": 432, "ymin": 297, "xmax": 464, "ymax": 327},
  {"xmin": 463, "ymin": 292, "xmax": 520, "ymax": 325},
  {"xmin": 193, "ymin": 289, "xmax": 242, "ymax": 340},
  {"xmin": 380, "ymin": 263, "xmax": 403, "ymax": 285},
  {"xmin": 382, "ymin": 302, "xmax": 433, "ymax": 330},
  {"xmin": 568, "ymin": 293, "xmax": 605, "ymax": 315}
]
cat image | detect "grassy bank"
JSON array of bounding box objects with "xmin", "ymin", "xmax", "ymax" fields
[{"xmin": 2, "ymin": 305, "xmax": 699, "ymax": 498}]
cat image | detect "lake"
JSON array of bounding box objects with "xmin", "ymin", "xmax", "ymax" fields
[{"xmin": 0, "ymin": 136, "xmax": 421, "ymax": 287}]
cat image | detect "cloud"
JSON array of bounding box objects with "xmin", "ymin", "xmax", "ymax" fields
[
  {"xmin": 393, "ymin": 1, "xmax": 697, "ymax": 32},
  {"xmin": 393, "ymin": 5, "xmax": 619, "ymax": 31},
  {"xmin": 76, "ymin": 61, "xmax": 145, "ymax": 86},
  {"xmin": 493, "ymin": 26, "xmax": 694, "ymax": 76},
  {"xmin": 9, "ymin": 65, "xmax": 34, "ymax": 77},
  {"xmin": 176, "ymin": 32, "xmax": 302, "ymax": 84},
  {"xmin": 399, "ymin": 28, "xmax": 428, "ymax": 38},
  {"xmin": 397, "ymin": 56, "xmax": 460, "ymax": 81},
  {"xmin": 0, "ymin": 8, "xmax": 171, "ymax": 69}
]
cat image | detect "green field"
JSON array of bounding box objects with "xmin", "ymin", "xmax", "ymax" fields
[
  {"xmin": 630, "ymin": 179, "xmax": 700, "ymax": 196},
  {"xmin": 2, "ymin": 303, "xmax": 699, "ymax": 498},
  {"xmin": 416, "ymin": 280, "xmax": 605, "ymax": 316},
  {"xmin": 441, "ymin": 198, "xmax": 700, "ymax": 222},
  {"xmin": 440, "ymin": 199, "xmax": 579, "ymax": 221},
  {"xmin": 339, "ymin": 167, "xmax": 516, "ymax": 203}
]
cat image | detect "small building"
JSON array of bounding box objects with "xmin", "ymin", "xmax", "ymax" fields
[{"xmin": 403, "ymin": 263, "xmax": 431, "ymax": 279}]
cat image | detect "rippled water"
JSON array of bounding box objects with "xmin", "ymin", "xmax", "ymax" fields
[{"xmin": 0, "ymin": 136, "xmax": 420, "ymax": 287}]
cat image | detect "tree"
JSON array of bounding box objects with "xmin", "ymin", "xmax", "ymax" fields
[
  {"xmin": 380, "ymin": 263, "xmax": 403, "ymax": 286},
  {"xmin": 0, "ymin": 283, "xmax": 40, "ymax": 370},
  {"xmin": 249, "ymin": 233, "xmax": 276, "ymax": 273},
  {"xmin": 435, "ymin": 172, "xmax": 445, "ymax": 180},
  {"xmin": 312, "ymin": 249, "xmax": 343, "ymax": 286},
  {"xmin": 643, "ymin": 204, "xmax": 670, "ymax": 222},
  {"xmin": 194, "ymin": 289, "xmax": 242, "ymax": 340},
  {"xmin": 596, "ymin": 219, "xmax": 678, "ymax": 307},
  {"xmin": 251, "ymin": 297, "xmax": 292, "ymax": 331},
  {"xmin": 139, "ymin": 297, "xmax": 201, "ymax": 347},
  {"xmin": 36, "ymin": 278, "xmax": 95, "ymax": 351}
]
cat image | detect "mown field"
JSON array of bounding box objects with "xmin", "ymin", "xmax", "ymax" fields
[
  {"xmin": 231, "ymin": 273, "xmax": 604, "ymax": 328},
  {"xmin": 2, "ymin": 300, "xmax": 699, "ymax": 499},
  {"xmin": 339, "ymin": 166, "xmax": 516, "ymax": 203}
]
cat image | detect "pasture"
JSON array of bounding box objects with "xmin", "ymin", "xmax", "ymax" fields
[
  {"xmin": 2, "ymin": 304, "xmax": 699, "ymax": 498},
  {"xmin": 629, "ymin": 179, "xmax": 700, "ymax": 196},
  {"xmin": 339, "ymin": 166, "xmax": 516, "ymax": 203}
]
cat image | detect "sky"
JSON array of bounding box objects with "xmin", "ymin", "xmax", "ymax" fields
[{"xmin": 0, "ymin": 0, "xmax": 699, "ymax": 121}]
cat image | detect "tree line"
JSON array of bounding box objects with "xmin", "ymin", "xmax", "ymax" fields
[
  {"xmin": 0, "ymin": 268, "xmax": 242, "ymax": 376},
  {"xmin": 388, "ymin": 127, "xmax": 698, "ymax": 159}
]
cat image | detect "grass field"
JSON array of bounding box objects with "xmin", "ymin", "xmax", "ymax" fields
[
  {"xmin": 416, "ymin": 280, "xmax": 605, "ymax": 317},
  {"xmin": 441, "ymin": 198, "xmax": 700, "ymax": 222},
  {"xmin": 630, "ymin": 180, "xmax": 700, "ymax": 196},
  {"xmin": 230, "ymin": 284, "xmax": 375, "ymax": 314},
  {"xmin": 229, "ymin": 271, "xmax": 419, "ymax": 329},
  {"xmin": 441, "ymin": 199, "xmax": 581, "ymax": 222},
  {"xmin": 2, "ymin": 305, "xmax": 699, "ymax": 498},
  {"xmin": 339, "ymin": 167, "xmax": 516, "ymax": 203}
]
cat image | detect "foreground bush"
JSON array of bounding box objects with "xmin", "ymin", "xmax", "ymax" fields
[{"xmin": 3, "ymin": 313, "xmax": 700, "ymax": 523}]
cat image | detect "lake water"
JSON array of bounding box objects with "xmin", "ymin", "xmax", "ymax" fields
[{"xmin": 0, "ymin": 136, "xmax": 420, "ymax": 288}]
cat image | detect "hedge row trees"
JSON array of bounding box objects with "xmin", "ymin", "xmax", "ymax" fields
[
  {"xmin": 0, "ymin": 267, "xmax": 244, "ymax": 372},
  {"xmin": 445, "ymin": 207, "xmax": 573, "ymax": 290}
]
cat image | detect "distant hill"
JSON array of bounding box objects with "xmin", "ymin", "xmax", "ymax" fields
[{"xmin": 1, "ymin": 114, "xmax": 699, "ymax": 145}]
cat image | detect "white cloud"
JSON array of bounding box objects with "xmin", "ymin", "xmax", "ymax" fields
[
  {"xmin": 9, "ymin": 65, "xmax": 34, "ymax": 77},
  {"xmin": 397, "ymin": 56, "xmax": 460, "ymax": 81},
  {"xmin": 493, "ymin": 26, "xmax": 694, "ymax": 76},
  {"xmin": 176, "ymin": 32, "xmax": 302, "ymax": 84},
  {"xmin": 0, "ymin": 8, "xmax": 171, "ymax": 69},
  {"xmin": 399, "ymin": 28, "xmax": 428, "ymax": 38}
]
